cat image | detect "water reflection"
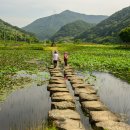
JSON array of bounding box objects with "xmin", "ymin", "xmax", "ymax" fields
[
  {"xmin": 0, "ymin": 83, "xmax": 51, "ymax": 130},
  {"xmin": 66, "ymin": 81, "xmax": 92, "ymax": 130},
  {"xmin": 93, "ymin": 72, "xmax": 130, "ymax": 124}
]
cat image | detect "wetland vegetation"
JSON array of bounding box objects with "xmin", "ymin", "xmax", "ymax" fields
[{"xmin": 1, "ymin": 41, "xmax": 130, "ymax": 130}]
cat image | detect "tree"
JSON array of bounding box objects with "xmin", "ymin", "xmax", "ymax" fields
[{"xmin": 119, "ymin": 27, "xmax": 130, "ymax": 43}]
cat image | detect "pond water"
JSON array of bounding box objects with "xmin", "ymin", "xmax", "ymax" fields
[
  {"xmin": 0, "ymin": 83, "xmax": 51, "ymax": 130},
  {"xmin": 66, "ymin": 80, "xmax": 92, "ymax": 130},
  {"xmin": 1, "ymin": 70, "xmax": 130, "ymax": 130},
  {"xmin": 78, "ymin": 71, "xmax": 130, "ymax": 124}
]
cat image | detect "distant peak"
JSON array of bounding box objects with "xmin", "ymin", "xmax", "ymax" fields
[
  {"xmin": 63, "ymin": 10, "xmax": 71, "ymax": 12},
  {"xmin": 61, "ymin": 10, "xmax": 73, "ymax": 14}
]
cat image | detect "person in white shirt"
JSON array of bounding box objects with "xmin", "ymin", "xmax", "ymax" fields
[{"xmin": 53, "ymin": 51, "xmax": 59, "ymax": 68}]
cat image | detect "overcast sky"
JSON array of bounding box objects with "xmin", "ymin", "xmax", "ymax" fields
[{"xmin": 0, "ymin": 0, "xmax": 130, "ymax": 27}]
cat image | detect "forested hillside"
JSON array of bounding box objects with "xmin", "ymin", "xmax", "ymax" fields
[
  {"xmin": 51, "ymin": 20, "xmax": 94, "ymax": 42},
  {"xmin": 23, "ymin": 10, "xmax": 108, "ymax": 40},
  {"xmin": 76, "ymin": 6, "xmax": 130, "ymax": 43},
  {"xmin": 0, "ymin": 19, "xmax": 38, "ymax": 42}
]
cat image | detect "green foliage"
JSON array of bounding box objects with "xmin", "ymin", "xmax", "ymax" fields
[
  {"xmin": 0, "ymin": 43, "xmax": 51, "ymax": 101},
  {"xmin": 76, "ymin": 6, "xmax": 130, "ymax": 43},
  {"xmin": 119, "ymin": 27, "xmax": 130, "ymax": 43},
  {"xmin": 0, "ymin": 19, "xmax": 38, "ymax": 43},
  {"xmin": 52, "ymin": 20, "xmax": 94, "ymax": 42},
  {"xmin": 58, "ymin": 44, "xmax": 130, "ymax": 83},
  {"xmin": 23, "ymin": 10, "xmax": 108, "ymax": 40}
]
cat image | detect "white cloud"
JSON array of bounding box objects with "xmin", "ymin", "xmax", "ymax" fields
[{"xmin": 0, "ymin": 0, "xmax": 130, "ymax": 27}]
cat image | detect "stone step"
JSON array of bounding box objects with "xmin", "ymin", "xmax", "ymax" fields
[
  {"xmin": 50, "ymin": 70, "xmax": 61, "ymax": 73},
  {"xmin": 79, "ymin": 93, "xmax": 99, "ymax": 101},
  {"xmin": 50, "ymin": 77, "xmax": 64, "ymax": 80},
  {"xmin": 72, "ymin": 84, "xmax": 86, "ymax": 89},
  {"xmin": 47, "ymin": 84, "xmax": 66, "ymax": 90},
  {"xmin": 70, "ymin": 80, "xmax": 84, "ymax": 85},
  {"xmin": 52, "ymin": 92, "xmax": 70, "ymax": 97},
  {"xmin": 49, "ymin": 79, "xmax": 65, "ymax": 84},
  {"xmin": 54, "ymin": 118, "xmax": 86, "ymax": 130},
  {"xmin": 50, "ymin": 88, "xmax": 69, "ymax": 94},
  {"xmin": 51, "ymin": 101, "xmax": 75, "ymax": 110},
  {"xmin": 51, "ymin": 94, "xmax": 74, "ymax": 102},
  {"xmin": 50, "ymin": 73, "xmax": 63, "ymax": 77},
  {"xmin": 96, "ymin": 121, "xmax": 130, "ymax": 130},
  {"xmin": 68, "ymin": 76, "xmax": 83, "ymax": 81},
  {"xmin": 49, "ymin": 109, "xmax": 80, "ymax": 121},
  {"xmin": 90, "ymin": 111, "xmax": 120, "ymax": 124},
  {"xmin": 81, "ymin": 101, "xmax": 108, "ymax": 113},
  {"xmin": 64, "ymin": 70, "xmax": 74, "ymax": 74},
  {"xmin": 75, "ymin": 87, "xmax": 96, "ymax": 96},
  {"xmin": 66, "ymin": 74, "xmax": 76, "ymax": 78}
]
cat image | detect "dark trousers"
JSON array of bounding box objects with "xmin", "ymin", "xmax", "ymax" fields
[
  {"xmin": 64, "ymin": 59, "xmax": 67, "ymax": 66},
  {"xmin": 53, "ymin": 60, "xmax": 57, "ymax": 68}
]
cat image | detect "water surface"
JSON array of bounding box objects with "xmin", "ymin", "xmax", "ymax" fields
[
  {"xmin": 78, "ymin": 71, "xmax": 130, "ymax": 124},
  {"xmin": 0, "ymin": 83, "xmax": 51, "ymax": 130}
]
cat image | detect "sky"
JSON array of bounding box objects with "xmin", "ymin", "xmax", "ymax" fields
[{"xmin": 0, "ymin": 0, "xmax": 130, "ymax": 27}]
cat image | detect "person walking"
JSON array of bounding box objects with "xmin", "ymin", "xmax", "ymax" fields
[
  {"xmin": 53, "ymin": 51, "xmax": 59, "ymax": 68},
  {"xmin": 64, "ymin": 52, "xmax": 68, "ymax": 66}
]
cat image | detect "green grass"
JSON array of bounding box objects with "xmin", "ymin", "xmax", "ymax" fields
[{"xmin": 58, "ymin": 43, "xmax": 130, "ymax": 83}]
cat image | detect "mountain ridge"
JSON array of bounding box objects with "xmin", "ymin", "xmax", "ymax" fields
[
  {"xmin": 76, "ymin": 6, "xmax": 130, "ymax": 43},
  {"xmin": 22, "ymin": 10, "xmax": 108, "ymax": 40}
]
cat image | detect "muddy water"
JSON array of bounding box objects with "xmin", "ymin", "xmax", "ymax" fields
[
  {"xmin": 78, "ymin": 71, "xmax": 130, "ymax": 124},
  {"xmin": 0, "ymin": 83, "xmax": 51, "ymax": 130}
]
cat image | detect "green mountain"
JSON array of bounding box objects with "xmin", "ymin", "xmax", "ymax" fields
[
  {"xmin": 0, "ymin": 19, "xmax": 38, "ymax": 42},
  {"xmin": 52, "ymin": 20, "xmax": 94, "ymax": 42},
  {"xmin": 22, "ymin": 10, "xmax": 108, "ymax": 40},
  {"xmin": 76, "ymin": 6, "xmax": 130, "ymax": 43}
]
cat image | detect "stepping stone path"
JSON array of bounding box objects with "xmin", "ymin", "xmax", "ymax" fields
[
  {"xmin": 48, "ymin": 58, "xmax": 85, "ymax": 130},
  {"xmin": 47, "ymin": 52, "xmax": 130, "ymax": 130}
]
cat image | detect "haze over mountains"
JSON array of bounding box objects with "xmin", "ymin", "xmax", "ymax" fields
[
  {"xmin": 0, "ymin": 19, "xmax": 38, "ymax": 42},
  {"xmin": 76, "ymin": 6, "xmax": 130, "ymax": 43},
  {"xmin": 22, "ymin": 10, "xmax": 108, "ymax": 40}
]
